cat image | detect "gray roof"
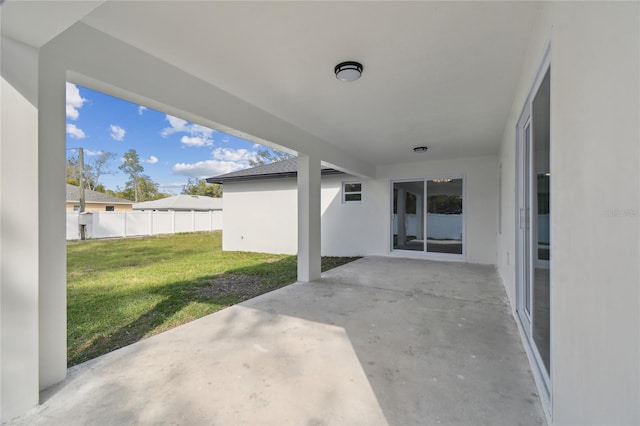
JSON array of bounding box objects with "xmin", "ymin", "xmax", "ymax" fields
[
  {"xmin": 206, "ymin": 158, "xmax": 343, "ymax": 184},
  {"xmin": 133, "ymin": 195, "xmax": 223, "ymax": 211},
  {"xmin": 66, "ymin": 184, "xmax": 133, "ymax": 204}
]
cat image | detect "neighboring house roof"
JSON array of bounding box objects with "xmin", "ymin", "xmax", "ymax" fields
[
  {"xmin": 132, "ymin": 195, "xmax": 223, "ymax": 211},
  {"xmin": 207, "ymin": 158, "xmax": 343, "ymax": 183},
  {"xmin": 66, "ymin": 184, "xmax": 133, "ymax": 205}
]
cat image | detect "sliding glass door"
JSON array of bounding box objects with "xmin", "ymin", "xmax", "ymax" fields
[
  {"xmin": 516, "ymin": 64, "xmax": 551, "ymax": 390},
  {"xmin": 392, "ymin": 178, "xmax": 463, "ymax": 257}
]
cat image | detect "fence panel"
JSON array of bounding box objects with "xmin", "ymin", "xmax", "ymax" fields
[
  {"xmin": 67, "ymin": 210, "xmax": 222, "ymax": 240},
  {"xmin": 152, "ymin": 211, "xmax": 174, "ymax": 235}
]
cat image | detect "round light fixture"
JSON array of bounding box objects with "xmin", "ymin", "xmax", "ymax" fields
[
  {"xmin": 335, "ymin": 61, "xmax": 363, "ymax": 82},
  {"xmin": 413, "ymin": 146, "xmax": 429, "ymax": 153}
]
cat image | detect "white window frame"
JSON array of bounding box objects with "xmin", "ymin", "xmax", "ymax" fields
[{"xmin": 342, "ymin": 181, "xmax": 363, "ymax": 204}]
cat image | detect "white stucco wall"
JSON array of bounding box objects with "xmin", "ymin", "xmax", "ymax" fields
[
  {"xmin": 497, "ymin": 2, "xmax": 640, "ymax": 424},
  {"xmin": 1, "ymin": 36, "xmax": 40, "ymax": 421},
  {"xmin": 223, "ymin": 155, "xmax": 498, "ymax": 265},
  {"xmin": 223, "ymin": 179, "xmax": 298, "ymax": 254},
  {"xmin": 375, "ymin": 156, "xmax": 498, "ymax": 264}
]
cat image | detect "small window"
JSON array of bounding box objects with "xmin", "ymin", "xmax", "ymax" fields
[
  {"xmin": 73, "ymin": 205, "xmax": 80, "ymax": 212},
  {"xmin": 343, "ymin": 182, "xmax": 362, "ymax": 203},
  {"xmin": 105, "ymin": 205, "xmax": 115, "ymax": 211}
]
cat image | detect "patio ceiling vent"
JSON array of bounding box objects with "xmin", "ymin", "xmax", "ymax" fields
[{"xmin": 335, "ymin": 61, "xmax": 363, "ymax": 82}]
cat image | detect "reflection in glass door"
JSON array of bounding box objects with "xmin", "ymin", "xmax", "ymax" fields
[
  {"xmin": 392, "ymin": 181, "xmax": 424, "ymax": 251},
  {"xmin": 427, "ymin": 179, "xmax": 463, "ymax": 255},
  {"xmin": 392, "ymin": 178, "xmax": 463, "ymax": 257},
  {"xmin": 517, "ymin": 65, "xmax": 551, "ymax": 389}
]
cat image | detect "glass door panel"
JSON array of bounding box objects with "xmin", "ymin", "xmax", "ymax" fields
[
  {"xmin": 392, "ymin": 181, "xmax": 424, "ymax": 251},
  {"xmin": 426, "ymin": 179, "xmax": 463, "ymax": 254},
  {"xmin": 531, "ymin": 69, "xmax": 551, "ymax": 375},
  {"xmin": 517, "ymin": 64, "xmax": 551, "ymax": 383}
]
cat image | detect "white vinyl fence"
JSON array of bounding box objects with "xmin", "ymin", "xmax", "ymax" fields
[{"xmin": 67, "ymin": 210, "xmax": 223, "ymax": 240}]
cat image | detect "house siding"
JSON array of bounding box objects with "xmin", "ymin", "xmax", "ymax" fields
[
  {"xmin": 65, "ymin": 202, "xmax": 132, "ymax": 212},
  {"xmin": 498, "ymin": 2, "xmax": 640, "ymax": 423}
]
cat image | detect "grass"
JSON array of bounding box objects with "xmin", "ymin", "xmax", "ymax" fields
[{"xmin": 67, "ymin": 231, "xmax": 358, "ymax": 367}]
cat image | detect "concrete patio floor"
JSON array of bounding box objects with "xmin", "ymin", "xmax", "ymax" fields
[{"xmin": 7, "ymin": 257, "xmax": 546, "ymax": 426}]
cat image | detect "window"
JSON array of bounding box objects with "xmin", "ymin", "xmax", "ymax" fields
[
  {"xmin": 73, "ymin": 205, "xmax": 80, "ymax": 212},
  {"xmin": 105, "ymin": 206, "xmax": 115, "ymax": 212},
  {"xmin": 343, "ymin": 182, "xmax": 362, "ymax": 203}
]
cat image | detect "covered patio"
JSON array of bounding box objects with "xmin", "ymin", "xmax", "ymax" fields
[{"xmin": 8, "ymin": 257, "xmax": 544, "ymax": 425}]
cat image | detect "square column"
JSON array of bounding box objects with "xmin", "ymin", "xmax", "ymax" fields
[
  {"xmin": 1, "ymin": 36, "xmax": 40, "ymax": 421},
  {"xmin": 297, "ymin": 155, "xmax": 321, "ymax": 282}
]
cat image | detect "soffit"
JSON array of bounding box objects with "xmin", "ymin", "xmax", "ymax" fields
[
  {"xmin": 79, "ymin": 1, "xmax": 539, "ymax": 165},
  {"xmin": 1, "ymin": 0, "xmax": 105, "ymax": 48}
]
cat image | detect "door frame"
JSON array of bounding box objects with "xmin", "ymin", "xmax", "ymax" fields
[
  {"xmin": 515, "ymin": 44, "xmax": 552, "ymax": 403},
  {"xmin": 389, "ymin": 175, "xmax": 466, "ymax": 261}
]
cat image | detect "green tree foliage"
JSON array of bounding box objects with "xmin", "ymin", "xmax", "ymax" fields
[
  {"xmin": 248, "ymin": 148, "xmax": 294, "ymax": 166},
  {"xmin": 120, "ymin": 175, "xmax": 169, "ymax": 202},
  {"xmin": 118, "ymin": 149, "xmax": 145, "ymax": 202},
  {"xmin": 66, "ymin": 151, "xmax": 117, "ymax": 192},
  {"xmin": 66, "ymin": 155, "xmax": 96, "ymax": 188},
  {"xmin": 427, "ymin": 195, "xmax": 463, "ymax": 214},
  {"xmin": 181, "ymin": 178, "xmax": 222, "ymax": 197}
]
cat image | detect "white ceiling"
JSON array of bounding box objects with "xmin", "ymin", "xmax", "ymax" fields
[
  {"xmin": 1, "ymin": 0, "xmax": 104, "ymax": 48},
  {"xmin": 5, "ymin": 1, "xmax": 541, "ymax": 167}
]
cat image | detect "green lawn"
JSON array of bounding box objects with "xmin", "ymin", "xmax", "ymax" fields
[{"xmin": 67, "ymin": 231, "xmax": 358, "ymax": 367}]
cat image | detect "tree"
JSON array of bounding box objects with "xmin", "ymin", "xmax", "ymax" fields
[
  {"xmin": 181, "ymin": 178, "xmax": 222, "ymax": 198},
  {"xmin": 119, "ymin": 149, "xmax": 145, "ymax": 202},
  {"xmin": 88, "ymin": 151, "xmax": 117, "ymax": 191},
  {"xmin": 121, "ymin": 175, "xmax": 169, "ymax": 202},
  {"xmin": 248, "ymin": 148, "xmax": 294, "ymax": 166},
  {"xmin": 66, "ymin": 155, "xmax": 95, "ymax": 188},
  {"xmin": 67, "ymin": 150, "xmax": 117, "ymax": 192}
]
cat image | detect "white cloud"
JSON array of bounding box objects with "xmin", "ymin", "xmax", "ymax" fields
[
  {"xmin": 138, "ymin": 105, "xmax": 147, "ymax": 115},
  {"xmin": 144, "ymin": 155, "xmax": 159, "ymax": 164},
  {"xmin": 84, "ymin": 149, "xmax": 102, "ymax": 156},
  {"xmin": 190, "ymin": 124, "xmax": 214, "ymax": 138},
  {"xmin": 212, "ymin": 147, "xmax": 257, "ymax": 162},
  {"xmin": 110, "ymin": 124, "xmax": 126, "ymax": 141},
  {"xmin": 66, "ymin": 83, "xmax": 86, "ymax": 120},
  {"xmin": 66, "ymin": 123, "xmax": 86, "ymax": 139},
  {"xmin": 161, "ymin": 115, "xmax": 189, "ymax": 137},
  {"xmin": 161, "ymin": 114, "xmax": 215, "ymax": 147},
  {"xmin": 160, "ymin": 182, "xmax": 186, "ymax": 189},
  {"xmin": 172, "ymin": 147, "xmax": 259, "ymax": 179},
  {"xmin": 172, "ymin": 160, "xmax": 247, "ymax": 178},
  {"xmin": 180, "ymin": 135, "xmax": 213, "ymax": 147}
]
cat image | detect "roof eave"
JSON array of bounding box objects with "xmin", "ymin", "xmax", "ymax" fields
[{"xmin": 207, "ymin": 169, "xmax": 344, "ymax": 184}]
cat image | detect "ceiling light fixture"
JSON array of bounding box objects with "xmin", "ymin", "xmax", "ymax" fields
[
  {"xmin": 335, "ymin": 61, "xmax": 363, "ymax": 82},
  {"xmin": 413, "ymin": 146, "xmax": 429, "ymax": 153}
]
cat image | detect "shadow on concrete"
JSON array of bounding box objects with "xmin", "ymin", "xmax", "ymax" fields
[{"xmin": 15, "ymin": 257, "xmax": 546, "ymax": 426}]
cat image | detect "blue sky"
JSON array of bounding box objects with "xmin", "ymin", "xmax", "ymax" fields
[{"xmin": 66, "ymin": 83, "xmax": 273, "ymax": 194}]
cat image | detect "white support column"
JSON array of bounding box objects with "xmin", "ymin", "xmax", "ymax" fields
[
  {"xmin": 1, "ymin": 36, "xmax": 41, "ymax": 421},
  {"xmin": 38, "ymin": 43, "xmax": 67, "ymax": 392},
  {"xmin": 297, "ymin": 155, "xmax": 321, "ymax": 282}
]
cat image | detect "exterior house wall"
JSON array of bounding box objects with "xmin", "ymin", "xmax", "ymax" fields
[
  {"xmin": 223, "ymin": 179, "xmax": 298, "ymax": 255},
  {"xmin": 375, "ymin": 156, "xmax": 498, "ymax": 264},
  {"xmin": 497, "ymin": 2, "xmax": 639, "ymax": 424},
  {"xmin": 65, "ymin": 202, "xmax": 133, "ymax": 212},
  {"xmin": 223, "ymin": 155, "xmax": 497, "ymax": 264}
]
